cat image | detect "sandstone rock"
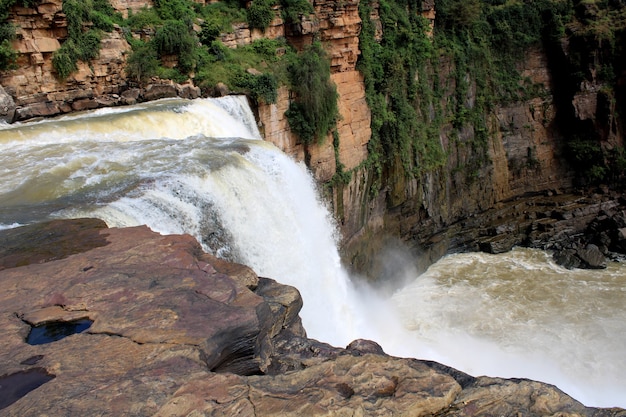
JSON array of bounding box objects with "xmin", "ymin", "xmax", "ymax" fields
[
  {"xmin": 441, "ymin": 377, "xmax": 610, "ymax": 417},
  {"xmin": 176, "ymin": 82, "xmax": 201, "ymax": 99},
  {"xmin": 142, "ymin": 83, "xmax": 178, "ymax": 101},
  {"xmin": 71, "ymin": 98, "xmax": 100, "ymax": 111},
  {"xmin": 120, "ymin": 87, "xmax": 141, "ymax": 105},
  {"xmin": 213, "ymin": 81, "xmax": 230, "ymax": 97}
]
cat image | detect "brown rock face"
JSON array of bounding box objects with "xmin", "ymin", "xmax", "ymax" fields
[
  {"xmin": 257, "ymin": 0, "xmax": 371, "ymax": 182},
  {"xmin": 1, "ymin": 219, "xmax": 622, "ymax": 416},
  {"xmin": 1, "ymin": 0, "xmax": 132, "ymax": 120}
]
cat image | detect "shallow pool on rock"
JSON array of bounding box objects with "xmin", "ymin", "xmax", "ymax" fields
[{"xmin": 26, "ymin": 319, "xmax": 93, "ymax": 345}]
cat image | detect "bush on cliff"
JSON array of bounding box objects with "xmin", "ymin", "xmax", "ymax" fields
[
  {"xmin": 194, "ymin": 38, "xmax": 284, "ymax": 104},
  {"xmin": 280, "ymin": 0, "xmax": 313, "ymax": 23},
  {"xmin": 153, "ymin": 19, "xmax": 197, "ymax": 73},
  {"xmin": 125, "ymin": 42, "xmax": 159, "ymax": 83},
  {"xmin": 247, "ymin": 0, "xmax": 275, "ymax": 31},
  {"xmin": 285, "ymin": 42, "xmax": 338, "ymax": 145},
  {"xmin": 51, "ymin": 0, "xmax": 121, "ymax": 80}
]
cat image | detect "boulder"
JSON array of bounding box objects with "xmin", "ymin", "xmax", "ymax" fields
[
  {"xmin": 578, "ymin": 243, "xmax": 608, "ymax": 269},
  {"xmin": 142, "ymin": 83, "xmax": 178, "ymax": 101},
  {"xmin": 0, "ymin": 86, "xmax": 16, "ymax": 123}
]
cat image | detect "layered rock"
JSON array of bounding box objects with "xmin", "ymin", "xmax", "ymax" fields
[
  {"xmin": 257, "ymin": 0, "xmax": 371, "ymax": 182},
  {"xmin": 1, "ymin": 0, "xmax": 130, "ymax": 120},
  {"xmin": 1, "ymin": 219, "xmax": 624, "ymax": 416},
  {"xmin": 0, "ymin": 1, "xmax": 202, "ymax": 121}
]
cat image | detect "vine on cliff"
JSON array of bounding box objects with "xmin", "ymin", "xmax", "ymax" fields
[
  {"xmin": 357, "ymin": 0, "xmax": 626, "ymax": 194},
  {"xmin": 358, "ymin": 0, "xmax": 445, "ymax": 194}
]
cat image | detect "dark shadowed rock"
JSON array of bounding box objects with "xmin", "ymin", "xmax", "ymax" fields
[
  {"xmin": 553, "ymin": 248, "xmax": 583, "ymax": 269},
  {"xmin": 578, "ymin": 243, "xmax": 608, "ymax": 269}
]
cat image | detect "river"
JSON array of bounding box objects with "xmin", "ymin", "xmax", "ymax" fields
[{"xmin": 0, "ymin": 97, "xmax": 624, "ymax": 408}]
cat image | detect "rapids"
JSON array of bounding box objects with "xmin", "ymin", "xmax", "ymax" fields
[{"xmin": 0, "ymin": 97, "xmax": 624, "ymax": 408}]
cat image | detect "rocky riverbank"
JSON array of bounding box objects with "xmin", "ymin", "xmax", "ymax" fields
[
  {"xmin": 0, "ymin": 219, "xmax": 624, "ymax": 416},
  {"xmin": 448, "ymin": 188, "xmax": 626, "ymax": 270}
]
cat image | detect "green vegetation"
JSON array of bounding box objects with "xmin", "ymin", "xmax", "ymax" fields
[
  {"xmin": 357, "ymin": 0, "xmax": 625, "ymax": 190},
  {"xmin": 247, "ymin": 0, "xmax": 274, "ymax": 31},
  {"xmin": 51, "ymin": 0, "xmax": 122, "ymax": 80},
  {"xmin": 0, "ymin": 0, "xmax": 43, "ymax": 70},
  {"xmin": 358, "ymin": 0, "xmax": 445, "ymax": 189},
  {"xmin": 285, "ymin": 42, "xmax": 338, "ymax": 145},
  {"xmin": 122, "ymin": 0, "xmax": 289, "ymax": 104},
  {"xmin": 3, "ymin": 0, "xmax": 622, "ymax": 187},
  {"xmin": 280, "ymin": 0, "xmax": 313, "ymax": 23}
]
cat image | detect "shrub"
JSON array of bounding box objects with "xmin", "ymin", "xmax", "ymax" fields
[
  {"xmin": 197, "ymin": 0, "xmax": 247, "ymax": 34},
  {"xmin": 0, "ymin": 38, "xmax": 16, "ymax": 70},
  {"xmin": 78, "ymin": 30, "xmax": 102, "ymax": 61},
  {"xmin": 125, "ymin": 42, "xmax": 159, "ymax": 83},
  {"xmin": 125, "ymin": 6, "xmax": 162, "ymax": 30},
  {"xmin": 52, "ymin": 43, "xmax": 79, "ymax": 80},
  {"xmin": 153, "ymin": 0, "xmax": 195, "ymax": 22},
  {"xmin": 0, "ymin": 22, "xmax": 15, "ymax": 70},
  {"xmin": 251, "ymin": 37, "xmax": 281, "ymax": 61},
  {"xmin": 153, "ymin": 19, "xmax": 197, "ymax": 73},
  {"xmin": 207, "ymin": 39, "xmax": 230, "ymax": 61},
  {"xmin": 280, "ymin": 0, "xmax": 313, "ymax": 23},
  {"xmin": 199, "ymin": 19, "xmax": 220, "ymax": 45},
  {"xmin": 233, "ymin": 71, "xmax": 278, "ymax": 103},
  {"xmin": 247, "ymin": 0, "xmax": 275, "ymax": 31},
  {"xmin": 285, "ymin": 42, "xmax": 338, "ymax": 144}
]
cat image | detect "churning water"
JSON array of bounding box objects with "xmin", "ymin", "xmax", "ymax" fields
[{"xmin": 0, "ymin": 97, "xmax": 624, "ymax": 408}]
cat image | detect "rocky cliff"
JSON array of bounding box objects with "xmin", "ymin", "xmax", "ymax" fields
[
  {"xmin": 1, "ymin": 219, "xmax": 624, "ymax": 415},
  {"xmin": 0, "ymin": 0, "xmax": 203, "ymax": 122},
  {"xmin": 0, "ymin": 0, "xmax": 624, "ymax": 275}
]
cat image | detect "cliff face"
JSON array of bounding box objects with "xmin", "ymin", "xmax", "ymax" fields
[
  {"xmin": 330, "ymin": 1, "xmax": 626, "ymax": 279},
  {"xmin": 0, "ymin": 0, "xmax": 624, "ymax": 278},
  {"xmin": 257, "ymin": 0, "xmax": 371, "ymax": 183},
  {"xmin": 1, "ymin": 0, "xmax": 131, "ymax": 119}
]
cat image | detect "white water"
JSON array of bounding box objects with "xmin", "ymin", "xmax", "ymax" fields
[{"xmin": 0, "ymin": 97, "xmax": 624, "ymax": 408}]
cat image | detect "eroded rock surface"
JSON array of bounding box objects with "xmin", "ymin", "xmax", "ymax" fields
[{"xmin": 0, "ymin": 219, "xmax": 623, "ymax": 416}]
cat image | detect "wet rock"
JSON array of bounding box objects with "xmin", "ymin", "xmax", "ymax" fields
[
  {"xmin": 0, "ymin": 218, "xmax": 108, "ymax": 271},
  {"xmin": 120, "ymin": 87, "xmax": 141, "ymax": 105},
  {"xmin": 0, "ymin": 85, "xmax": 16, "ymax": 123},
  {"xmin": 578, "ymin": 243, "xmax": 608, "ymax": 269},
  {"xmin": 478, "ymin": 233, "xmax": 519, "ymax": 254},
  {"xmin": 0, "ymin": 368, "xmax": 55, "ymax": 411},
  {"xmin": 553, "ymin": 248, "xmax": 582, "ymax": 269}
]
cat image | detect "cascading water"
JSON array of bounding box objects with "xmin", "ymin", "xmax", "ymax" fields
[{"xmin": 0, "ymin": 96, "xmax": 624, "ymax": 408}]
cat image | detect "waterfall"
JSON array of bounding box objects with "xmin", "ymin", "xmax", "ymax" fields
[{"xmin": 0, "ymin": 96, "xmax": 624, "ymax": 408}]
